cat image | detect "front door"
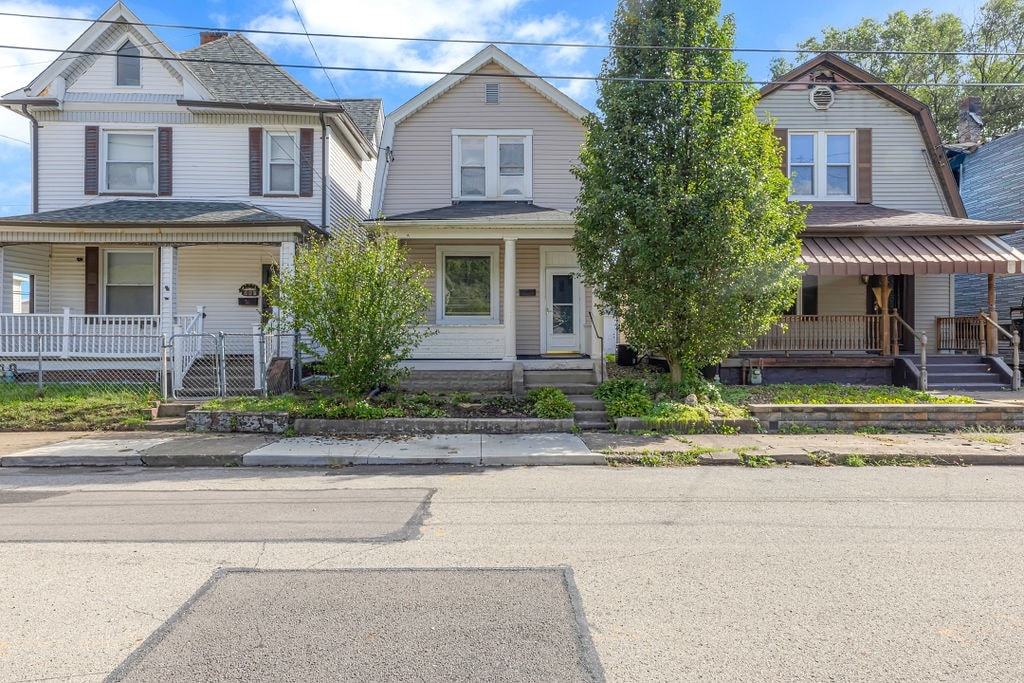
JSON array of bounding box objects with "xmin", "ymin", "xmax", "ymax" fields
[{"xmin": 543, "ymin": 268, "xmax": 583, "ymax": 354}]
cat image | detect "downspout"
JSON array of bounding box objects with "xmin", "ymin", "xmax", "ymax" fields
[
  {"xmin": 320, "ymin": 112, "xmax": 328, "ymax": 233},
  {"xmin": 21, "ymin": 105, "xmax": 38, "ymax": 213}
]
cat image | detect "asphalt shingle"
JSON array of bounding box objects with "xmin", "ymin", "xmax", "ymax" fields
[{"xmin": 0, "ymin": 200, "xmax": 304, "ymax": 226}]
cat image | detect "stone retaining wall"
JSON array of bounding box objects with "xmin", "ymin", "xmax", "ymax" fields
[
  {"xmin": 187, "ymin": 411, "xmax": 290, "ymax": 434},
  {"xmin": 294, "ymin": 417, "xmax": 573, "ymax": 435},
  {"xmin": 748, "ymin": 404, "xmax": 1024, "ymax": 432},
  {"xmin": 614, "ymin": 417, "xmax": 760, "ymax": 434}
]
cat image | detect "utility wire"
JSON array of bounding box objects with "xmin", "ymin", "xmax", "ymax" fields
[
  {"xmin": 4, "ymin": 10, "xmax": 1024, "ymax": 59},
  {"xmin": 288, "ymin": 0, "xmax": 342, "ymax": 101},
  {"xmin": 2, "ymin": 43, "xmax": 1024, "ymax": 87},
  {"xmin": 0, "ymin": 133, "xmax": 30, "ymax": 145}
]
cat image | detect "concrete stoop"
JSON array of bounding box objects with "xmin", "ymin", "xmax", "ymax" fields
[{"xmin": 567, "ymin": 395, "xmax": 611, "ymax": 432}]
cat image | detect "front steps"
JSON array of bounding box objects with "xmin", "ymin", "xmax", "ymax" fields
[
  {"xmin": 567, "ymin": 395, "xmax": 612, "ymax": 432},
  {"xmin": 523, "ymin": 368, "xmax": 610, "ymax": 431},
  {"xmin": 913, "ymin": 354, "xmax": 1012, "ymax": 391}
]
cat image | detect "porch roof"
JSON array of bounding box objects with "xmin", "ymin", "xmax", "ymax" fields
[
  {"xmin": 801, "ymin": 233, "xmax": 1024, "ymax": 275},
  {"xmin": 803, "ymin": 203, "xmax": 1022, "ymax": 236},
  {"xmin": 380, "ymin": 201, "xmax": 574, "ymax": 224}
]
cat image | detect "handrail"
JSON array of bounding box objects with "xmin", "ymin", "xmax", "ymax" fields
[
  {"xmin": 979, "ymin": 312, "xmax": 1021, "ymax": 390},
  {"xmin": 588, "ymin": 310, "xmax": 606, "ymax": 383},
  {"xmin": 893, "ymin": 314, "xmax": 928, "ymax": 391}
]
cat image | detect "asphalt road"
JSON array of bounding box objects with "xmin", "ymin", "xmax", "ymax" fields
[{"xmin": 2, "ymin": 464, "xmax": 1023, "ymax": 681}]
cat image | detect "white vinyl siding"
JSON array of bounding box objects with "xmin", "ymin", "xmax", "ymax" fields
[
  {"xmin": 0, "ymin": 245, "xmax": 50, "ymax": 314},
  {"xmin": 177, "ymin": 245, "xmax": 281, "ymax": 336},
  {"xmin": 914, "ymin": 274, "xmax": 953, "ymax": 353},
  {"xmin": 67, "ymin": 43, "xmax": 182, "ymax": 95},
  {"xmin": 382, "ymin": 63, "xmax": 584, "ymax": 215},
  {"xmin": 758, "ymin": 88, "xmax": 950, "ymax": 214},
  {"xmin": 49, "ymin": 245, "xmax": 85, "ymax": 313},
  {"xmin": 327, "ymin": 131, "xmax": 375, "ymax": 233}
]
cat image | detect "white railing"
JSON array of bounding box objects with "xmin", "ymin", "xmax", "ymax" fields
[
  {"xmin": 253, "ymin": 324, "xmax": 281, "ymax": 393},
  {"xmin": 172, "ymin": 307, "xmax": 207, "ymax": 391},
  {"xmin": 0, "ymin": 309, "xmax": 195, "ymax": 358}
]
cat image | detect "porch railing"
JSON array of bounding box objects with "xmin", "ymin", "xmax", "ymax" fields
[
  {"xmin": 749, "ymin": 315, "xmax": 885, "ymax": 353},
  {"xmin": 936, "ymin": 316, "xmax": 983, "ymax": 352},
  {"xmin": 0, "ymin": 309, "xmax": 195, "ymax": 358},
  {"xmin": 979, "ymin": 312, "xmax": 1021, "ymax": 390},
  {"xmin": 171, "ymin": 307, "xmax": 206, "ymax": 390}
]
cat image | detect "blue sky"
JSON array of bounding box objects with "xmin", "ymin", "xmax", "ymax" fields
[{"xmin": 0, "ymin": 0, "xmax": 985, "ymax": 215}]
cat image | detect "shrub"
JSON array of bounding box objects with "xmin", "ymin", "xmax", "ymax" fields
[
  {"xmin": 605, "ymin": 392, "xmax": 654, "ymax": 418},
  {"xmin": 594, "ymin": 378, "xmax": 648, "ymax": 403},
  {"xmin": 527, "ymin": 387, "xmax": 575, "ymax": 419}
]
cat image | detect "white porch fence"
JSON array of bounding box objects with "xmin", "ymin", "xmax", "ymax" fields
[{"xmin": 0, "ymin": 309, "xmax": 196, "ymax": 358}]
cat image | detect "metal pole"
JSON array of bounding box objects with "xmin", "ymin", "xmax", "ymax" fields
[
  {"xmin": 258, "ymin": 329, "xmax": 267, "ymax": 397},
  {"xmin": 218, "ymin": 331, "xmax": 227, "ymax": 398},
  {"xmin": 161, "ymin": 334, "xmax": 169, "ymax": 401},
  {"xmin": 919, "ymin": 331, "xmax": 928, "ymax": 392},
  {"xmin": 1013, "ymin": 330, "xmax": 1021, "ymax": 391},
  {"xmin": 36, "ymin": 334, "xmax": 43, "ymax": 394}
]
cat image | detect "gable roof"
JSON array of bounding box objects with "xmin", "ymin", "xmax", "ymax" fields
[
  {"xmin": 3, "ymin": 1, "xmax": 211, "ymax": 102},
  {"xmin": 0, "ymin": 199, "xmax": 314, "ymax": 228},
  {"xmin": 760, "ymin": 53, "xmax": 967, "ymax": 219},
  {"xmin": 330, "ymin": 98, "xmax": 384, "ymax": 144}
]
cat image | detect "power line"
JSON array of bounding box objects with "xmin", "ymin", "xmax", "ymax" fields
[
  {"xmin": 288, "ymin": 0, "xmax": 342, "ymax": 101},
  {"xmin": 0, "ymin": 132, "xmax": 30, "ymax": 145},
  {"xmin": 2, "ymin": 43, "xmax": 1024, "ymax": 87},
  {"xmin": 4, "ymin": 10, "xmax": 1024, "ymax": 59}
]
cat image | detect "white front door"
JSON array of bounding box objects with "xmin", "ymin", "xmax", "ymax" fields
[{"xmin": 542, "ymin": 267, "xmax": 583, "ymax": 354}]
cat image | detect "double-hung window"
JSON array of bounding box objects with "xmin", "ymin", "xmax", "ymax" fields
[
  {"xmin": 105, "ymin": 250, "xmax": 155, "ymax": 315},
  {"xmin": 436, "ymin": 246, "xmax": 499, "ymax": 324},
  {"xmin": 452, "ymin": 130, "xmax": 532, "ymax": 200},
  {"xmin": 103, "ymin": 130, "xmax": 156, "ymax": 193},
  {"xmin": 788, "ymin": 131, "xmax": 854, "ymax": 200},
  {"xmin": 266, "ymin": 132, "xmax": 299, "ymax": 194}
]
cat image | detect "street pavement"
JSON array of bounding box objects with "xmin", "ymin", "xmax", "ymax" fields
[{"xmin": 2, "ymin": 465, "xmax": 1024, "ymax": 681}]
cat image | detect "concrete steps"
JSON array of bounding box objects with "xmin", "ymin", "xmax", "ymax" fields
[
  {"xmin": 911, "ymin": 354, "xmax": 1012, "ymax": 391},
  {"xmin": 567, "ymin": 394, "xmax": 611, "ymax": 432}
]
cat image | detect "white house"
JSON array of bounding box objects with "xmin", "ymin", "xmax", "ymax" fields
[{"xmin": 0, "ymin": 1, "xmax": 381, "ymax": 394}]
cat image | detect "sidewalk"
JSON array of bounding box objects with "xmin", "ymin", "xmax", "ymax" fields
[{"xmin": 4, "ymin": 428, "xmax": 1024, "ymax": 467}]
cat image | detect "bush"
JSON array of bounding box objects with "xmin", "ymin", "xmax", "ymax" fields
[
  {"xmin": 527, "ymin": 387, "xmax": 575, "ymax": 419},
  {"xmin": 605, "ymin": 392, "xmax": 654, "ymax": 418},
  {"xmin": 593, "ymin": 377, "xmax": 648, "ymax": 403},
  {"xmin": 270, "ymin": 229, "xmax": 433, "ymax": 397}
]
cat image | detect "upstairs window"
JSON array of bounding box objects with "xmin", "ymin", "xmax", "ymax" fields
[
  {"xmin": 116, "ymin": 41, "xmax": 141, "ymax": 87},
  {"xmin": 103, "ymin": 130, "xmax": 155, "ymax": 193},
  {"xmin": 266, "ymin": 132, "xmax": 299, "ymax": 194},
  {"xmin": 452, "ymin": 130, "xmax": 532, "ymax": 200},
  {"xmin": 789, "ymin": 131, "xmax": 854, "ymax": 200}
]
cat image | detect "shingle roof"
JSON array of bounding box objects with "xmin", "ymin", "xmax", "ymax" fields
[
  {"xmin": 803, "ymin": 203, "xmax": 1022, "ymax": 235},
  {"xmin": 0, "ymin": 200, "xmax": 310, "ymax": 226},
  {"xmin": 384, "ymin": 201, "xmax": 573, "ymax": 223},
  {"xmin": 331, "ymin": 98, "xmax": 382, "ymax": 143},
  {"xmin": 180, "ymin": 34, "xmax": 326, "ymax": 106}
]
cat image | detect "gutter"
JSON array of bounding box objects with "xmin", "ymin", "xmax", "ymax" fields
[{"xmin": 20, "ymin": 105, "xmax": 38, "ymax": 213}]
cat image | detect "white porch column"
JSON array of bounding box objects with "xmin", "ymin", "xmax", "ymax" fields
[
  {"xmin": 503, "ymin": 238, "xmax": 517, "ymax": 361},
  {"xmin": 159, "ymin": 246, "xmax": 178, "ymax": 340},
  {"xmin": 278, "ymin": 241, "xmax": 296, "ymax": 359}
]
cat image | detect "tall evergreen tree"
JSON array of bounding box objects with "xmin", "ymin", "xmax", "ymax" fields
[{"xmin": 574, "ymin": 0, "xmax": 805, "ymax": 384}]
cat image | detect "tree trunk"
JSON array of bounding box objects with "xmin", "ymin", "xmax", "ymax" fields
[{"xmin": 669, "ymin": 359, "xmax": 684, "ymax": 384}]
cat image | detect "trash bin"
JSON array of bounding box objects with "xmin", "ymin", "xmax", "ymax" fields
[{"xmin": 616, "ymin": 344, "xmax": 638, "ymax": 367}]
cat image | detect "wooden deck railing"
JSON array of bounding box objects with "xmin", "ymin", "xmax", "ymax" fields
[
  {"xmin": 935, "ymin": 316, "xmax": 983, "ymax": 352},
  {"xmin": 749, "ymin": 315, "xmax": 885, "ymax": 353}
]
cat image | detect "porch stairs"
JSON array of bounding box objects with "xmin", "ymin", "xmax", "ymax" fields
[
  {"xmin": 524, "ymin": 369, "xmax": 611, "ymax": 431},
  {"xmin": 910, "ymin": 354, "xmax": 1011, "ymax": 391},
  {"xmin": 177, "ymin": 355, "xmax": 257, "ymax": 398}
]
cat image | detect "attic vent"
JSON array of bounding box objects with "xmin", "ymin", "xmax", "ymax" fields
[
  {"xmin": 810, "ymin": 85, "xmax": 836, "ymax": 110},
  {"xmin": 485, "ymin": 83, "xmax": 500, "ymax": 104}
]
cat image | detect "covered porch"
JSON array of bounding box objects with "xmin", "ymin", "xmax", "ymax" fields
[{"xmin": 732, "ymin": 205, "xmax": 1024, "ymax": 388}]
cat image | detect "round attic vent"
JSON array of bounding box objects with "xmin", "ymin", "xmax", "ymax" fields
[{"xmin": 810, "ymin": 85, "xmax": 836, "ymax": 110}]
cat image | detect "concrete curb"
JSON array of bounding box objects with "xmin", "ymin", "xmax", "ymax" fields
[
  {"xmin": 294, "ymin": 417, "xmax": 575, "ymax": 435},
  {"xmin": 614, "ymin": 417, "xmax": 760, "ymax": 434}
]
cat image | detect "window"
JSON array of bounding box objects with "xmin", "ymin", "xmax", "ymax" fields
[
  {"xmin": 103, "ymin": 130, "xmax": 155, "ymax": 193},
  {"xmin": 266, "ymin": 132, "xmax": 299, "ymax": 194},
  {"xmin": 11, "ymin": 273, "xmax": 31, "ymax": 314},
  {"xmin": 789, "ymin": 131, "xmax": 854, "ymax": 200},
  {"xmin": 436, "ymin": 246, "xmax": 499, "ymax": 323},
  {"xmin": 105, "ymin": 251, "xmax": 155, "ymax": 315},
  {"xmin": 452, "ymin": 130, "xmax": 532, "ymax": 199},
  {"xmin": 116, "ymin": 41, "xmax": 141, "ymax": 87}
]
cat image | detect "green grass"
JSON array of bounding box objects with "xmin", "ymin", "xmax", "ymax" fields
[
  {"xmin": 720, "ymin": 383, "xmax": 974, "ymax": 406},
  {"xmin": 0, "ymin": 384, "xmax": 156, "ymax": 431}
]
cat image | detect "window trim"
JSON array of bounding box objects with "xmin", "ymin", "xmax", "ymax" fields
[
  {"xmin": 100, "ymin": 128, "xmax": 157, "ymax": 195},
  {"xmin": 264, "ymin": 130, "xmax": 300, "ymax": 196},
  {"xmin": 115, "ymin": 40, "xmax": 142, "ymax": 88},
  {"xmin": 102, "ymin": 249, "xmax": 157, "ymax": 315},
  {"xmin": 435, "ymin": 245, "xmax": 500, "ymax": 325},
  {"xmin": 788, "ymin": 130, "xmax": 856, "ymax": 201},
  {"xmin": 451, "ymin": 129, "xmax": 533, "ymax": 200}
]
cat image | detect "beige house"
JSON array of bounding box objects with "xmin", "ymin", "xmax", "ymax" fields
[{"xmin": 372, "ymin": 46, "xmax": 604, "ymax": 390}]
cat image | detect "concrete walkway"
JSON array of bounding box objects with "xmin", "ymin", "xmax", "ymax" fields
[{"xmin": 4, "ymin": 429, "xmax": 1024, "ymax": 467}]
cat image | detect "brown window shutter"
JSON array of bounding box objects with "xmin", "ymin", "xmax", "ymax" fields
[
  {"xmin": 299, "ymin": 128, "xmax": 314, "ymax": 197},
  {"xmin": 249, "ymin": 127, "xmax": 263, "ymax": 196},
  {"xmin": 84, "ymin": 126, "xmax": 99, "ymax": 195},
  {"xmin": 84, "ymin": 247, "xmax": 99, "ymax": 314},
  {"xmin": 773, "ymin": 127, "xmax": 788, "ymax": 180},
  {"xmin": 856, "ymin": 128, "xmax": 872, "ymax": 204},
  {"xmin": 158, "ymin": 127, "xmax": 173, "ymax": 196}
]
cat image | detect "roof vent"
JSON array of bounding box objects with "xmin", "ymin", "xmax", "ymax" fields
[
  {"xmin": 810, "ymin": 85, "xmax": 836, "ymax": 110},
  {"xmin": 485, "ymin": 83, "xmax": 500, "ymax": 104}
]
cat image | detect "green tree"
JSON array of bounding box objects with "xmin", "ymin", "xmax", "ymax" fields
[
  {"xmin": 770, "ymin": 2, "xmax": 1024, "ymax": 139},
  {"xmin": 574, "ymin": 0, "xmax": 805, "ymax": 385},
  {"xmin": 270, "ymin": 229, "xmax": 433, "ymax": 396}
]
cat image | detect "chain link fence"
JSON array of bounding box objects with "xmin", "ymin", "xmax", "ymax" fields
[{"xmin": 0, "ymin": 330, "xmax": 294, "ymax": 400}]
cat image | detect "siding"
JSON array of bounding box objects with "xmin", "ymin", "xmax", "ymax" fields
[
  {"xmin": 757, "ymin": 88, "xmax": 950, "ymax": 214},
  {"xmin": 67, "ymin": 48, "xmax": 183, "ymax": 95},
  {"xmin": 177, "ymin": 245, "xmax": 280, "ymax": 337},
  {"xmin": 915, "ymin": 274, "xmax": 953, "ymax": 353},
  {"xmin": 49, "ymin": 245, "xmax": 85, "ymax": 312},
  {"xmin": 0, "ymin": 245, "xmax": 50, "ymax": 314},
  {"xmin": 382, "ymin": 63, "xmax": 584, "ymax": 215},
  {"xmin": 327, "ymin": 131, "xmax": 374, "ymax": 234},
  {"xmin": 817, "ymin": 276, "xmax": 865, "ymax": 315},
  {"xmin": 956, "ymin": 130, "xmax": 1024, "ymax": 318}
]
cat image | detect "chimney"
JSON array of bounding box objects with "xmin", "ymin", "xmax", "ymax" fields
[
  {"xmin": 200, "ymin": 32, "xmax": 228, "ymax": 46},
  {"xmin": 958, "ymin": 96, "xmax": 983, "ymax": 144}
]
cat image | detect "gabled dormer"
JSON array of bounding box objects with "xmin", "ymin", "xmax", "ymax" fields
[{"xmin": 372, "ymin": 45, "xmax": 590, "ymax": 218}]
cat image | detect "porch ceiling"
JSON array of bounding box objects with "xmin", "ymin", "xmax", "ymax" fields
[{"xmin": 801, "ymin": 234, "xmax": 1024, "ymax": 275}]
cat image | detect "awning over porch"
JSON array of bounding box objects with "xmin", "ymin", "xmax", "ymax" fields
[
  {"xmin": 801, "ymin": 233, "xmax": 1024, "ymax": 275},
  {"xmin": 801, "ymin": 203, "xmax": 1024, "ymax": 276}
]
